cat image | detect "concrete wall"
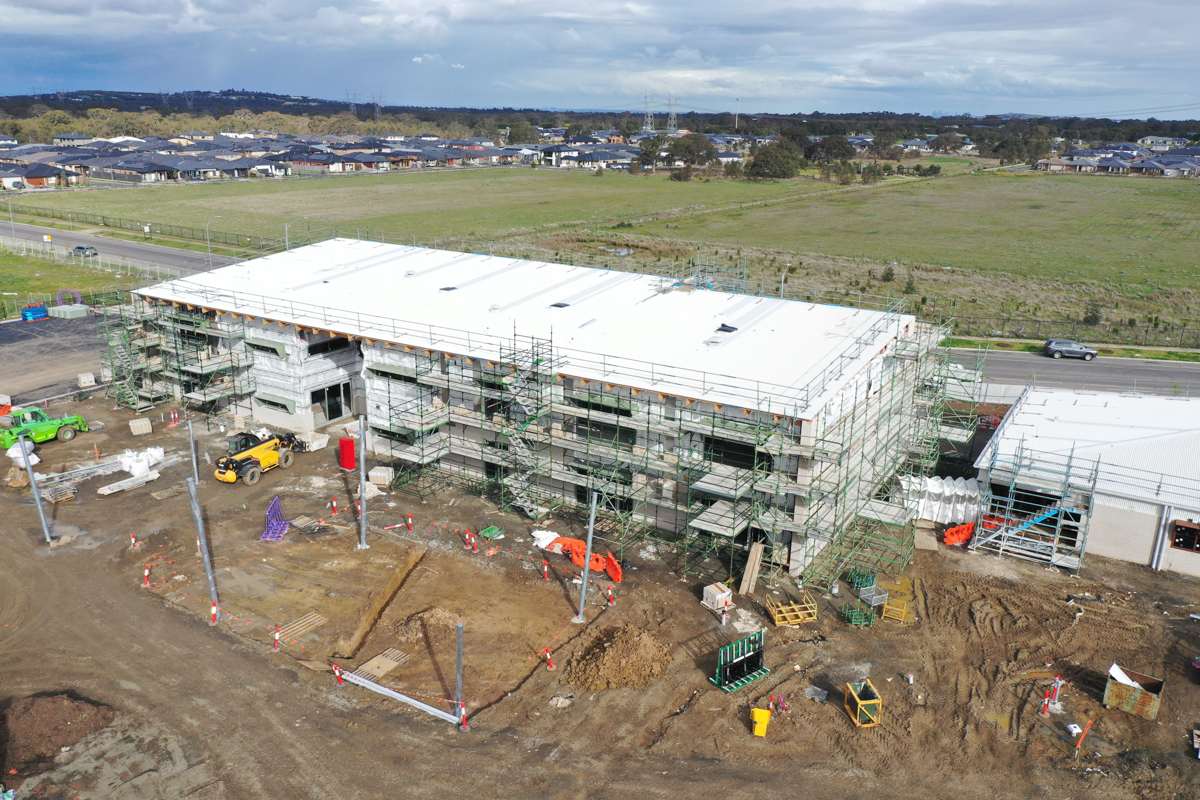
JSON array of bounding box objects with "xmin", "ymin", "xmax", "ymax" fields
[
  {"xmin": 1088, "ymin": 497, "xmax": 1157, "ymax": 564},
  {"xmin": 1087, "ymin": 496, "xmax": 1200, "ymax": 579}
]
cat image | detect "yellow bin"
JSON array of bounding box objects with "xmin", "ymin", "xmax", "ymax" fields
[{"xmin": 750, "ymin": 707, "xmax": 771, "ymax": 737}]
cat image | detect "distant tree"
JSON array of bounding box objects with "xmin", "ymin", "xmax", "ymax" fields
[
  {"xmin": 805, "ymin": 134, "xmax": 855, "ymax": 163},
  {"xmin": 638, "ymin": 132, "xmax": 669, "ymax": 170},
  {"xmin": 723, "ymin": 160, "xmax": 744, "ymax": 178},
  {"xmin": 930, "ymin": 133, "xmax": 962, "ymax": 153},
  {"xmin": 507, "ymin": 121, "xmax": 540, "ymax": 144},
  {"xmin": 667, "ymin": 133, "xmax": 718, "ymax": 166},
  {"xmin": 619, "ymin": 119, "xmax": 641, "ymax": 142},
  {"xmin": 1083, "ymin": 301, "xmax": 1103, "ymax": 325},
  {"xmin": 746, "ymin": 142, "xmax": 800, "ymax": 179},
  {"xmin": 861, "ymin": 162, "xmax": 885, "ymax": 184},
  {"xmin": 881, "ymin": 265, "xmax": 896, "ymax": 282},
  {"xmin": 867, "ymin": 132, "xmax": 898, "ymax": 160},
  {"xmin": 42, "ymin": 110, "xmax": 71, "ymax": 127},
  {"xmin": 27, "ymin": 103, "xmax": 51, "ymax": 118},
  {"xmin": 903, "ymin": 273, "xmax": 917, "ymax": 294},
  {"xmin": 565, "ymin": 123, "xmax": 591, "ymax": 139}
]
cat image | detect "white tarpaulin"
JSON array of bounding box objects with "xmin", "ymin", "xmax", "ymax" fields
[{"xmin": 906, "ymin": 475, "xmax": 980, "ymax": 526}]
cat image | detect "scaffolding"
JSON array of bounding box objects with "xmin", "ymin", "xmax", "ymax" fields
[
  {"xmin": 496, "ymin": 337, "xmax": 558, "ymax": 518},
  {"xmin": 110, "ymin": 236, "xmax": 961, "ymax": 586},
  {"xmin": 969, "ymin": 441, "xmax": 1097, "ymax": 571},
  {"xmin": 98, "ymin": 296, "xmax": 167, "ymax": 413},
  {"xmin": 97, "ymin": 296, "xmax": 256, "ymax": 423}
]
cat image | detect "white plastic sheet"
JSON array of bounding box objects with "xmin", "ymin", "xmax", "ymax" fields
[{"xmin": 915, "ymin": 475, "xmax": 981, "ymax": 526}]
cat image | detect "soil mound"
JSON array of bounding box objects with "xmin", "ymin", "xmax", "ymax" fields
[
  {"xmin": 565, "ymin": 626, "xmax": 670, "ymax": 690},
  {"xmin": 393, "ymin": 606, "xmax": 462, "ymax": 644},
  {"xmin": 3, "ymin": 694, "xmax": 116, "ymax": 778}
]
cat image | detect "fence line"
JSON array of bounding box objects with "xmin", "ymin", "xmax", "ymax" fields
[
  {"xmin": 0, "ymin": 235, "xmax": 172, "ymax": 318},
  {"xmin": 955, "ymin": 316, "xmax": 1200, "ymax": 349},
  {"xmin": 8, "ymin": 201, "xmax": 1194, "ymax": 347}
]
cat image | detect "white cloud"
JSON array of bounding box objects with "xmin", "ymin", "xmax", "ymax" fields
[{"xmin": 0, "ymin": 0, "xmax": 1192, "ymax": 116}]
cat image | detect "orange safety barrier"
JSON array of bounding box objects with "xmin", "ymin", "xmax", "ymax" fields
[
  {"xmin": 943, "ymin": 523, "xmax": 974, "ymax": 545},
  {"xmin": 550, "ymin": 537, "xmax": 608, "ymax": 571},
  {"xmin": 605, "ymin": 552, "xmax": 623, "ymax": 584}
]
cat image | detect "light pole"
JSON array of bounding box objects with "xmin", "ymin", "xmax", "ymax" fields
[
  {"xmin": 6, "ymin": 194, "xmax": 16, "ymax": 244},
  {"xmin": 284, "ymin": 217, "xmax": 308, "ymax": 251},
  {"xmin": 734, "ymin": 98, "xmax": 739, "ymax": 132},
  {"xmin": 205, "ymin": 215, "xmax": 223, "ymax": 269}
]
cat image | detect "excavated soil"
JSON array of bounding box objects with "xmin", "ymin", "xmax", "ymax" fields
[
  {"xmin": 565, "ymin": 626, "xmax": 671, "ymax": 690},
  {"xmin": 3, "ymin": 694, "xmax": 116, "ymax": 780},
  {"xmin": 392, "ymin": 606, "xmax": 463, "ymax": 645}
]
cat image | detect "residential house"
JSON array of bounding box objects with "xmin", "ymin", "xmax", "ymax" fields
[
  {"xmin": 16, "ymin": 162, "xmax": 83, "ymax": 186},
  {"xmin": 51, "ymin": 132, "xmax": 93, "ymax": 146}
]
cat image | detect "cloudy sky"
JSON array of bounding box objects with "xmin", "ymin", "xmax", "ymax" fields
[{"xmin": 3, "ymin": 0, "xmax": 1197, "ymax": 117}]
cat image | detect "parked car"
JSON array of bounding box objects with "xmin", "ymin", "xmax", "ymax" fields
[
  {"xmin": 71, "ymin": 245, "xmax": 98, "ymax": 257},
  {"xmin": 1043, "ymin": 339, "xmax": 1097, "ymax": 360}
]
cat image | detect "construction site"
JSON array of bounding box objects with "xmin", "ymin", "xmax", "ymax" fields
[{"xmin": 1, "ymin": 237, "xmax": 1198, "ymax": 800}]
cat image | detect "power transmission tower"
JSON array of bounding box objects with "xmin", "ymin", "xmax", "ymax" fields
[
  {"xmin": 642, "ymin": 91, "xmax": 656, "ymax": 131},
  {"xmin": 183, "ymin": 91, "xmax": 195, "ymax": 111},
  {"xmin": 345, "ymin": 90, "xmax": 360, "ymax": 116},
  {"xmin": 665, "ymin": 93, "xmax": 679, "ymax": 133},
  {"xmin": 370, "ymin": 93, "xmax": 385, "ymax": 121},
  {"xmin": 159, "ymin": 88, "xmax": 170, "ymax": 108}
]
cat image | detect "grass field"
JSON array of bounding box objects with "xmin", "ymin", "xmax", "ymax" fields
[
  {"xmin": 634, "ymin": 171, "xmax": 1200, "ymax": 294},
  {"xmin": 19, "ymin": 168, "xmax": 822, "ymax": 240},
  {"xmin": 0, "ymin": 253, "xmax": 134, "ymax": 296},
  {"xmin": 16, "ymin": 166, "xmax": 1200, "ymax": 328},
  {"xmin": 0, "ymin": 251, "xmax": 144, "ymax": 317}
]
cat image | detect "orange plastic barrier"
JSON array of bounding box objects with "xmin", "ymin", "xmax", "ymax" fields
[
  {"xmin": 943, "ymin": 523, "xmax": 974, "ymax": 545},
  {"xmin": 605, "ymin": 552, "xmax": 623, "ymax": 584}
]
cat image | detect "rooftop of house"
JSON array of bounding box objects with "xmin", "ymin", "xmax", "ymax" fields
[{"xmin": 137, "ymin": 239, "xmax": 913, "ymax": 417}]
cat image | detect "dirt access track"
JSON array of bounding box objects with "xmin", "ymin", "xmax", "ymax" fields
[{"xmin": 2, "ymin": 393, "xmax": 1200, "ymax": 799}]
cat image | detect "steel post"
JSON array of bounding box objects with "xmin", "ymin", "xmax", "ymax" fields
[
  {"xmin": 187, "ymin": 419, "xmax": 199, "ymax": 485},
  {"xmin": 186, "ymin": 477, "xmax": 221, "ymax": 625},
  {"xmin": 456, "ymin": 622, "xmax": 467, "ymax": 730},
  {"xmin": 17, "ymin": 433, "xmax": 52, "ymax": 544},
  {"xmin": 572, "ymin": 492, "xmax": 599, "ymax": 623},
  {"xmin": 356, "ymin": 414, "xmax": 369, "ymax": 550}
]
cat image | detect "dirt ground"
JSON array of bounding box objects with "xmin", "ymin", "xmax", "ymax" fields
[{"xmin": 2, "ymin": 392, "xmax": 1200, "ymax": 800}]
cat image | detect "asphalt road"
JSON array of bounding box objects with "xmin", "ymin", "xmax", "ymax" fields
[
  {"xmin": 953, "ymin": 349, "xmax": 1200, "ymax": 396},
  {"xmin": 3, "ymin": 219, "xmax": 238, "ymax": 272}
]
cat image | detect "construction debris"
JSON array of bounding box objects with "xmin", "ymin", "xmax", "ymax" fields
[
  {"xmin": 97, "ymin": 471, "xmax": 161, "ymax": 495},
  {"xmin": 39, "ymin": 482, "xmax": 78, "ymax": 504}
]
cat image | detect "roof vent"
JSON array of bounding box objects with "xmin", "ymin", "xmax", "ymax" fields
[
  {"xmin": 439, "ymin": 286, "xmax": 457, "ymax": 291},
  {"xmin": 404, "ymin": 270, "xmax": 416, "ymax": 278},
  {"xmin": 488, "ymin": 304, "xmax": 501, "ymax": 313},
  {"xmin": 716, "ymin": 323, "xmax": 738, "ymax": 333},
  {"xmin": 551, "ymin": 302, "xmax": 570, "ymax": 308}
]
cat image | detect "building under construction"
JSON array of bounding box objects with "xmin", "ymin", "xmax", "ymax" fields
[{"xmin": 99, "ymin": 237, "xmax": 965, "ymax": 586}]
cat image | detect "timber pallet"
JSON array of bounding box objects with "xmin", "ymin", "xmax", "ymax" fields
[{"xmin": 765, "ymin": 591, "xmax": 818, "ymax": 626}]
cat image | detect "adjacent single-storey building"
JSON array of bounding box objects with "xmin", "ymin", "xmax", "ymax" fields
[{"xmin": 971, "ymin": 387, "xmax": 1200, "ymax": 578}]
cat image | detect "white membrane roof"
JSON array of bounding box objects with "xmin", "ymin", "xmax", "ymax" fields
[
  {"xmin": 139, "ymin": 239, "xmax": 911, "ymax": 416},
  {"xmin": 978, "ymin": 387, "xmax": 1200, "ymax": 508}
]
